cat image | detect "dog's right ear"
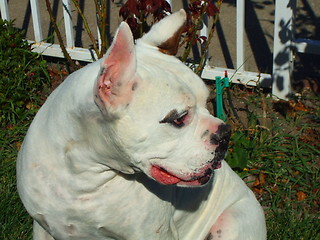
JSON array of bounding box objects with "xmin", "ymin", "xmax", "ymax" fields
[{"xmin": 95, "ymin": 22, "xmax": 137, "ymax": 118}]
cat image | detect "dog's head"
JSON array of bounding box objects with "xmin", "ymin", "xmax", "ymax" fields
[{"xmin": 94, "ymin": 10, "xmax": 231, "ymax": 187}]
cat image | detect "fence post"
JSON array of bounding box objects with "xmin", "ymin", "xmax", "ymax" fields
[
  {"xmin": 30, "ymin": 0, "xmax": 43, "ymax": 42},
  {"xmin": 272, "ymin": 0, "xmax": 296, "ymax": 100},
  {"xmin": 62, "ymin": 0, "xmax": 74, "ymax": 48},
  {"xmin": 0, "ymin": 0, "xmax": 10, "ymax": 20},
  {"xmin": 236, "ymin": 0, "xmax": 245, "ymax": 73}
]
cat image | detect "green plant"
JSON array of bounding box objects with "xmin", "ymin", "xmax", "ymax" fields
[
  {"xmin": 0, "ymin": 20, "xmax": 50, "ymax": 240},
  {"xmin": 226, "ymin": 130, "xmax": 251, "ymax": 170},
  {"xmin": 0, "ymin": 124, "xmax": 33, "ymax": 240},
  {"xmin": 0, "ymin": 19, "xmax": 50, "ymax": 126},
  {"xmin": 181, "ymin": 0, "xmax": 222, "ymax": 75},
  {"xmin": 223, "ymin": 85, "xmax": 320, "ymax": 239}
]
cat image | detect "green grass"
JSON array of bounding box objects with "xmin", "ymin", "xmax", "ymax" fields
[
  {"xmin": 0, "ymin": 117, "xmax": 33, "ymax": 240},
  {"xmin": 1, "ymin": 138, "xmax": 33, "ymax": 239},
  {"xmin": 224, "ymin": 86, "xmax": 320, "ymax": 239},
  {"xmin": 0, "ymin": 19, "xmax": 49, "ymax": 240}
]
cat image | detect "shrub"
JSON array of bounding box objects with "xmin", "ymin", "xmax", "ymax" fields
[{"xmin": 0, "ymin": 19, "xmax": 50, "ymax": 127}]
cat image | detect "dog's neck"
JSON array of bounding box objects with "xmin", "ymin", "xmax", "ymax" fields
[{"xmin": 31, "ymin": 62, "xmax": 137, "ymax": 193}]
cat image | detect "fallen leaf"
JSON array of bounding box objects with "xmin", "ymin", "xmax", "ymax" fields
[
  {"xmin": 293, "ymin": 171, "xmax": 300, "ymax": 176},
  {"xmin": 61, "ymin": 69, "xmax": 68, "ymax": 75},
  {"xmin": 258, "ymin": 172, "xmax": 266, "ymax": 185},
  {"xmin": 270, "ymin": 186, "xmax": 278, "ymax": 193},
  {"xmin": 254, "ymin": 171, "xmax": 266, "ymax": 186},
  {"xmin": 296, "ymin": 191, "xmax": 307, "ymax": 201},
  {"xmin": 289, "ymin": 101, "xmax": 309, "ymax": 112},
  {"xmin": 253, "ymin": 187, "xmax": 264, "ymax": 195},
  {"xmin": 26, "ymin": 103, "xmax": 36, "ymax": 110},
  {"xmin": 253, "ymin": 177, "xmax": 260, "ymax": 187},
  {"xmin": 15, "ymin": 142, "xmax": 22, "ymax": 150}
]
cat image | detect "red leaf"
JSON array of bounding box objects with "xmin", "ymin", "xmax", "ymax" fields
[
  {"xmin": 162, "ymin": 1, "xmax": 171, "ymax": 13},
  {"xmin": 119, "ymin": 5, "xmax": 130, "ymax": 19},
  {"xmin": 127, "ymin": 0, "xmax": 140, "ymax": 16},
  {"xmin": 200, "ymin": 36, "xmax": 207, "ymax": 42},
  {"xmin": 206, "ymin": 2, "xmax": 219, "ymax": 17}
]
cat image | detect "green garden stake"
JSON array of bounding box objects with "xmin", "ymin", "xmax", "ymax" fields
[{"xmin": 215, "ymin": 73, "xmax": 229, "ymax": 121}]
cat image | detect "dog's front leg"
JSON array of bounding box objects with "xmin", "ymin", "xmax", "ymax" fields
[
  {"xmin": 33, "ymin": 221, "xmax": 55, "ymax": 240},
  {"xmin": 205, "ymin": 197, "xmax": 266, "ymax": 240}
]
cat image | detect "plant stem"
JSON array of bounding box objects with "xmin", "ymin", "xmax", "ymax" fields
[
  {"xmin": 71, "ymin": 0, "xmax": 101, "ymax": 58},
  {"xmin": 139, "ymin": 11, "xmax": 145, "ymax": 38},
  {"xmin": 94, "ymin": 0, "xmax": 109, "ymax": 54},
  {"xmin": 45, "ymin": 0, "xmax": 76, "ymax": 71},
  {"xmin": 101, "ymin": 0, "xmax": 109, "ymax": 52},
  {"xmin": 181, "ymin": 16, "xmax": 203, "ymax": 63},
  {"xmin": 194, "ymin": 0, "xmax": 223, "ymax": 75}
]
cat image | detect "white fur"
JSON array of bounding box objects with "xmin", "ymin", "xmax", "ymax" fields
[
  {"xmin": 137, "ymin": 9, "xmax": 186, "ymax": 52},
  {"xmin": 17, "ymin": 10, "xmax": 266, "ymax": 240}
]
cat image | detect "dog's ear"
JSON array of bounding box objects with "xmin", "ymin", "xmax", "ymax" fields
[
  {"xmin": 95, "ymin": 22, "xmax": 137, "ymax": 117},
  {"xmin": 138, "ymin": 9, "xmax": 186, "ymax": 55}
]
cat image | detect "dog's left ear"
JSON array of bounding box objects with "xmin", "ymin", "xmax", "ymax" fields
[
  {"xmin": 95, "ymin": 22, "xmax": 137, "ymax": 118},
  {"xmin": 138, "ymin": 9, "xmax": 186, "ymax": 55}
]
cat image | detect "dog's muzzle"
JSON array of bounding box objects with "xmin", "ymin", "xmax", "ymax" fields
[
  {"xmin": 210, "ymin": 124, "xmax": 232, "ymax": 169},
  {"xmin": 150, "ymin": 124, "xmax": 231, "ymax": 187}
]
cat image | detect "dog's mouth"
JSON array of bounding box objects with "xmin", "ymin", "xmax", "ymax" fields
[{"xmin": 150, "ymin": 162, "xmax": 222, "ymax": 186}]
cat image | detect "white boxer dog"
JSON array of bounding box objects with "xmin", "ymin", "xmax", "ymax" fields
[{"xmin": 17, "ymin": 10, "xmax": 266, "ymax": 240}]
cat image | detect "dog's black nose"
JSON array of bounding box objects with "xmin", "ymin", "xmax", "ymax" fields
[{"xmin": 210, "ymin": 124, "xmax": 231, "ymax": 151}]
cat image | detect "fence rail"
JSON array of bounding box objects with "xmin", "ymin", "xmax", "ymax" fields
[{"xmin": 1, "ymin": 0, "xmax": 319, "ymax": 100}]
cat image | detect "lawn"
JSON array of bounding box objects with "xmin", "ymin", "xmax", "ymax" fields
[
  {"xmin": 1, "ymin": 20, "xmax": 319, "ymax": 240},
  {"xmin": 221, "ymin": 84, "xmax": 320, "ymax": 239}
]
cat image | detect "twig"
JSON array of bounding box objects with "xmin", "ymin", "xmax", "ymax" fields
[
  {"xmin": 45, "ymin": 0, "xmax": 76, "ymax": 71},
  {"xmin": 181, "ymin": 15, "xmax": 204, "ymax": 63},
  {"xmin": 101, "ymin": 0, "xmax": 108, "ymax": 52},
  {"xmin": 94, "ymin": 0, "xmax": 109, "ymax": 54},
  {"xmin": 226, "ymin": 87, "xmax": 247, "ymax": 129},
  {"xmin": 71, "ymin": 0, "xmax": 101, "ymax": 58},
  {"xmin": 194, "ymin": 0, "xmax": 223, "ymax": 75}
]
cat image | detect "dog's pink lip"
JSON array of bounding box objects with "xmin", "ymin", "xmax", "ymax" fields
[
  {"xmin": 150, "ymin": 165, "xmax": 216, "ymax": 186},
  {"xmin": 151, "ymin": 166, "xmax": 181, "ymax": 185}
]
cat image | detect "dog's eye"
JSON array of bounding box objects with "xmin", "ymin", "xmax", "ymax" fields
[
  {"xmin": 172, "ymin": 111, "xmax": 188, "ymax": 128},
  {"xmin": 160, "ymin": 110, "xmax": 188, "ymax": 128}
]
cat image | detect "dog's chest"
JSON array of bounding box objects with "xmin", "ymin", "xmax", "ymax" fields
[{"xmin": 46, "ymin": 175, "xmax": 182, "ymax": 239}]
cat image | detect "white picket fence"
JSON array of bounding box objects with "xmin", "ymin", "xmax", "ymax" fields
[{"xmin": 1, "ymin": 0, "xmax": 320, "ymax": 100}]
